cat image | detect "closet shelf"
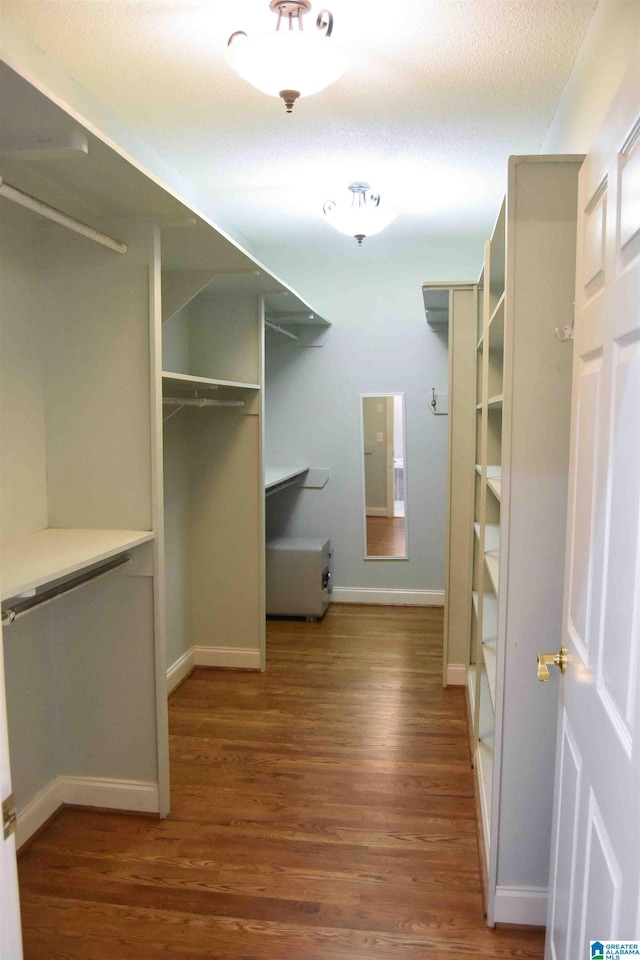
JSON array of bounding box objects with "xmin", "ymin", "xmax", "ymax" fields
[
  {"xmin": 470, "ymin": 663, "xmax": 494, "ymax": 851},
  {"xmin": 162, "ymin": 371, "xmax": 260, "ymax": 392},
  {"xmin": 0, "ymin": 528, "xmax": 154, "ymax": 602},
  {"xmin": 487, "ymin": 476, "xmax": 502, "ymax": 502},
  {"xmin": 476, "ymin": 464, "xmax": 501, "ymax": 480},
  {"xmin": 487, "ymin": 394, "xmax": 504, "ymax": 409},
  {"xmin": 265, "ymin": 465, "xmax": 310, "ymax": 496},
  {"xmin": 474, "ymin": 522, "xmax": 500, "ymax": 554},
  {"xmin": 484, "ymin": 552, "xmax": 500, "ymax": 594},
  {"xmin": 483, "ymin": 640, "xmax": 497, "ymax": 709},
  {"xmin": 481, "ymin": 592, "xmax": 498, "ymax": 643},
  {"xmin": 488, "ymin": 292, "xmax": 505, "ymax": 328}
]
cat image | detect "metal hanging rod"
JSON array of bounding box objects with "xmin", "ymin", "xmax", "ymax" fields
[
  {"xmin": 0, "ymin": 176, "xmax": 128, "ymax": 254},
  {"xmin": 265, "ymin": 476, "xmax": 301, "ymax": 497},
  {"xmin": 162, "ymin": 396, "xmax": 246, "ymax": 423},
  {"xmin": 162, "ymin": 397, "xmax": 246, "ymax": 407},
  {"xmin": 1, "ymin": 553, "xmax": 133, "ymax": 626},
  {"xmin": 265, "ymin": 320, "xmax": 299, "ymax": 341}
]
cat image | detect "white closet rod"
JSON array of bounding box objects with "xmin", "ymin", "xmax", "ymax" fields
[
  {"xmin": 0, "ymin": 176, "xmax": 128, "ymax": 254},
  {"xmin": 265, "ymin": 320, "xmax": 298, "ymax": 341},
  {"xmin": 162, "ymin": 397, "xmax": 245, "ymax": 408},
  {"xmin": 265, "ymin": 477, "xmax": 300, "ymax": 497},
  {"xmin": 1, "ymin": 553, "xmax": 132, "ymax": 626}
]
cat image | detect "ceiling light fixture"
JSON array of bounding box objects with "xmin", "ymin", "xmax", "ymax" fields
[
  {"xmin": 323, "ymin": 182, "xmax": 396, "ymax": 245},
  {"xmin": 226, "ymin": 1, "xmax": 347, "ymax": 114}
]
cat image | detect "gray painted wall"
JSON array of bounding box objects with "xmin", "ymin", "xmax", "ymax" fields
[{"xmin": 258, "ymin": 238, "xmax": 482, "ymax": 594}]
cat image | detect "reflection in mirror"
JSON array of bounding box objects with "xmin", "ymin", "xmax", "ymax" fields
[{"xmin": 360, "ymin": 393, "xmax": 408, "ymax": 559}]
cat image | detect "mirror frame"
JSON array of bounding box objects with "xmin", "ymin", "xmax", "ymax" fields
[{"xmin": 359, "ymin": 392, "xmax": 409, "ymax": 560}]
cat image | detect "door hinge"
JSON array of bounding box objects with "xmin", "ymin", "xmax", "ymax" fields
[{"xmin": 3, "ymin": 793, "xmax": 17, "ymax": 840}]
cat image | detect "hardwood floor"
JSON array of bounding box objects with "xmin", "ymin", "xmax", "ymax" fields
[{"xmin": 18, "ymin": 605, "xmax": 544, "ymax": 959}]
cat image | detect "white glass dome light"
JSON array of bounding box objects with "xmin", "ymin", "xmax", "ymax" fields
[
  {"xmin": 323, "ymin": 182, "xmax": 397, "ymax": 245},
  {"xmin": 226, "ymin": 1, "xmax": 347, "ymax": 113}
]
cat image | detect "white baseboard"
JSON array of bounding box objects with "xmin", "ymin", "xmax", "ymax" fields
[
  {"xmin": 445, "ymin": 663, "xmax": 467, "ymax": 686},
  {"xmin": 16, "ymin": 778, "xmax": 62, "ymax": 850},
  {"xmin": 366, "ymin": 507, "xmax": 389, "ymax": 517},
  {"xmin": 193, "ymin": 646, "xmax": 261, "ymax": 670},
  {"xmin": 167, "ymin": 646, "xmax": 261, "ymax": 689},
  {"xmin": 16, "ymin": 775, "xmax": 159, "ymax": 849},
  {"xmin": 494, "ymin": 885, "xmax": 547, "ymax": 926},
  {"xmin": 331, "ymin": 587, "xmax": 445, "ymax": 606},
  {"xmin": 167, "ymin": 647, "xmax": 195, "ymax": 693}
]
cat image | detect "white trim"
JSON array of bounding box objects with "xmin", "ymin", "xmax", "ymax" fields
[
  {"xmin": 167, "ymin": 647, "xmax": 195, "ymax": 693},
  {"xmin": 493, "ymin": 885, "xmax": 548, "ymax": 926},
  {"xmin": 60, "ymin": 776, "xmax": 159, "ymax": 813},
  {"xmin": 365, "ymin": 507, "xmax": 388, "ymax": 518},
  {"xmin": 167, "ymin": 646, "xmax": 261, "ymax": 686},
  {"xmin": 445, "ymin": 663, "xmax": 467, "ymax": 686},
  {"xmin": 331, "ymin": 587, "xmax": 444, "ymax": 606},
  {"xmin": 193, "ymin": 646, "xmax": 262, "ymax": 670},
  {"xmin": 16, "ymin": 778, "xmax": 62, "ymax": 850},
  {"xmin": 16, "ymin": 776, "xmax": 159, "ymax": 849}
]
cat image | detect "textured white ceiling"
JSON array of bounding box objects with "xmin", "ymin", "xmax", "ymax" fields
[{"xmin": 1, "ymin": 0, "xmax": 598, "ymax": 247}]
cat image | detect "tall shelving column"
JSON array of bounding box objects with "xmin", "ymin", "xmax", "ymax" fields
[
  {"xmin": 467, "ymin": 157, "xmax": 581, "ymax": 927},
  {"xmin": 470, "ymin": 200, "xmax": 505, "ymax": 880}
]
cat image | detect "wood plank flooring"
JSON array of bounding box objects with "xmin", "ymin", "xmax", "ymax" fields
[{"xmin": 18, "ymin": 604, "xmax": 545, "ymax": 959}]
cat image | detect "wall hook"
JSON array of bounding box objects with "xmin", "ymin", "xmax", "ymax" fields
[{"xmin": 555, "ymin": 323, "xmax": 574, "ymax": 342}]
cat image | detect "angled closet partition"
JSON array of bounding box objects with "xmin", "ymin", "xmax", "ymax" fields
[{"xmin": 0, "ymin": 59, "xmax": 328, "ymax": 848}]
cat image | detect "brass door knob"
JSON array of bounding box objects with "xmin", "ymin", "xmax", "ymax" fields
[{"xmin": 537, "ymin": 647, "xmax": 568, "ymax": 681}]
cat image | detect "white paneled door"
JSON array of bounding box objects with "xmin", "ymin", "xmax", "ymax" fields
[
  {"xmin": 0, "ymin": 623, "xmax": 23, "ymax": 958},
  {"xmin": 545, "ymin": 53, "xmax": 640, "ymax": 960}
]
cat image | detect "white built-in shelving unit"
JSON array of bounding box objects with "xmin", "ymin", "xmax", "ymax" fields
[{"xmin": 467, "ymin": 156, "xmax": 582, "ymax": 926}]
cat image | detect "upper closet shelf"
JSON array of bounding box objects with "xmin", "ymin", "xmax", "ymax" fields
[
  {"xmin": 0, "ymin": 528, "xmax": 154, "ymax": 602},
  {"xmin": 421, "ymin": 285, "xmax": 450, "ymax": 326},
  {"xmin": 264, "ymin": 293, "xmax": 331, "ymax": 347},
  {"xmin": 162, "ymin": 372, "xmax": 260, "ymax": 392},
  {"xmin": 264, "ymin": 292, "xmax": 330, "ymax": 326}
]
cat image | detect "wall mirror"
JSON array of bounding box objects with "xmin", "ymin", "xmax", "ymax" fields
[{"xmin": 360, "ymin": 393, "xmax": 408, "ymax": 559}]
